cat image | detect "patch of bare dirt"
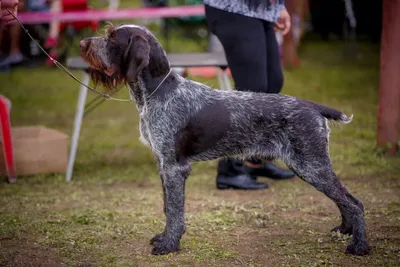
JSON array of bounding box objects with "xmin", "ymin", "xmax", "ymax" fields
[{"xmin": 0, "ymin": 239, "xmax": 66, "ymax": 267}]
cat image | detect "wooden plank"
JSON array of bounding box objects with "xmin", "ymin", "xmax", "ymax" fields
[{"xmin": 377, "ymin": 0, "xmax": 400, "ymax": 155}]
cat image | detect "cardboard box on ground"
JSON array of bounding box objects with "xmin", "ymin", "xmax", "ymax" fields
[{"xmin": 0, "ymin": 126, "xmax": 68, "ymax": 176}]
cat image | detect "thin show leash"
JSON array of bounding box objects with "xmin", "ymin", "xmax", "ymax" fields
[
  {"xmin": 83, "ymin": 68, "xmax": 171, "ymax": 117},
  {"xmin": 6, "ymin": 9, "xmax": 129, "ymax": 102},
  {"xmin": 6, "ymin": 9, "xmax": 171, "ymax": 103}
]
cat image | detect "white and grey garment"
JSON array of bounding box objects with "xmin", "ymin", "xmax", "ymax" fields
[{"xmin": 203, "ymin": 0, "xmax": 286, "ymax": 22}]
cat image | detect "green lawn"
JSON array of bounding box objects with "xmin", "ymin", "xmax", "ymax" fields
[{"xmin": 0, "ymin": 18, "xmax": 399, "ymax": 266}]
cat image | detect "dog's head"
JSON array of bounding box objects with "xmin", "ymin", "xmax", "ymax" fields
[{"xmin": 80, "ymin": 24, "xmax": 159, "ymax": 90}]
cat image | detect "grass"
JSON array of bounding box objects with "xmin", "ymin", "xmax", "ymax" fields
[{"xmin": 1, "ymin": 10, "xmax": 400, "ymax": 266}]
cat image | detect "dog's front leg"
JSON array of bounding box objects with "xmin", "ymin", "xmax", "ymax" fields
[{"xmin": 150, "ymin": 158, "xmax": 191, "ymax": 255}]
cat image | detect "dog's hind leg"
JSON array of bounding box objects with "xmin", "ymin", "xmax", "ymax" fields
[
  {"xmin": 150, "ymin": 157, "xmax": 191, "ymax": 255},
  {"xmin": 331, "ymin": 189, "xmax": 365, "ymax": 235},
  {"xmin": 284, "ymin": 148, "xmax": 370, "ymax": 256}
]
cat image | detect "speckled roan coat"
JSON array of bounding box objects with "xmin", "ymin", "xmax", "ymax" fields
[{"xmin": 79, "ymin": 24, "xmax": 370, "ymax": 256}]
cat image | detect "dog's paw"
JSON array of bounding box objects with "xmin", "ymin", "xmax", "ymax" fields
[
  {"xmin": 345, "ymin": 241, "xmax": 371, "ymax": 256},
  {"xmin": 151, "ymin": 238, "xmax": 180, "ymax": 255},
  {"xmin": 331, "ymin": 224, "xmax": 353, "ymax": 235},
  {"xmin": 150, "ymin": 232, "xmax": 165, "ymax": 245},
  {"xmin": 150, "ymin": 232, "xmax": 180, "ymax": 255}
]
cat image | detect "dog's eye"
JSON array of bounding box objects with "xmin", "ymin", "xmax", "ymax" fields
[{"xmin": 109, "ymin": 31, "xmax": 116, "ymax": 40}]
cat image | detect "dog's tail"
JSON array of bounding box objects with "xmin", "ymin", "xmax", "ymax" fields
[{"xmin": 310, "ymin": 102, "xmax": 353, "ymax": 124}]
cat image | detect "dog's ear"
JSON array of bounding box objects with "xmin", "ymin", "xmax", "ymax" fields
[{"xmin": 124, "ymin": 34, "xmax": 150, "ymax": 81}]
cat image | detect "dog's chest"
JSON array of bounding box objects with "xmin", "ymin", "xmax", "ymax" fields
[
  {"xmin": 139, "ymin": 114, "xmax": 152, "ymax": 148},
  {"xmin": 138, "ymin": 106, "xmax": 162, "ymax": 149}
]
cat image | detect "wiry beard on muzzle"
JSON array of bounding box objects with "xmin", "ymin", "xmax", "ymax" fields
[
  {"xmin": 89, "ymin": 69, "xmax": 126, "ymax": 92},
  {"xmin": 82, "ymin": 44, "xmax": 125, "ymax": 92}
]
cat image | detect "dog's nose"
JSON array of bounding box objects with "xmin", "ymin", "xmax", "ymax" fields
[{"xmin": 80, "ymin": 39, "xmax": 89, "ymax": 50}]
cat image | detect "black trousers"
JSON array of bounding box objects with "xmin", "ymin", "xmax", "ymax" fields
[
  {"xmin": 205, "ymin": 5, "xmax": 284, "ymax": 94},
  {"xmin": 205, "ymin": 5, "xmax": 284, "ymax": 170}
]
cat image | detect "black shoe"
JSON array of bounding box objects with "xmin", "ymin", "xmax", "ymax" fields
[
  {"xmin": 217, "ymin": 174, "xmax": 268, "ymax": 190},
  {"xmin": 244, "ymin": 162, "xmax": 295, "ymax": 180}
]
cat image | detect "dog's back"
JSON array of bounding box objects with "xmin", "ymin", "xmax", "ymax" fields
[{"xmin": 171, "ymin": 80, "xmax": 350, "ymax": 162}]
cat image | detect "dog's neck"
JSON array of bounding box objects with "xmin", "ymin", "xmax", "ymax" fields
[{"xmin": 128, "ymin": 40, "xmax": 174, "ymax": 109}]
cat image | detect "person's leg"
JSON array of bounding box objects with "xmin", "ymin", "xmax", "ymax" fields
[
  {"xmin": 0, "ymin": 23, "xmax": 23, "ymax": 68},
  {"xmin": 9, "ymin": 23, "xmax": 20, "ymax": 55},
  {"xmin": 207, "ymin": 7, "xmax": 269, "ymax": 93},
  {"xmin": 264, "ymin": 21, "xmax": 284, "ymax": 94},
  {"xmin": 47, "ymin": 0, "xmax": 61, "ymax": 45},
  {"xmin": 45, "ymin": 0, "xmax": 61, "ymax": 66},
  {"xmin": 206, "ymin": 5, "xmax": 268, "ymax": 190},
  {"xmin": 244, "ymin": 21, "xmax": 294, "ymax": 179},
  {"xmin": 0, "ymin": 23, "xmax": 5, "ymax": 57},
  {"xmin": 206, "ymin": 6, "xmax": 294, "ymax": 185},
  {"xmin": 0, "ymin": 0, "xmax": 24, "ymax": 68}
]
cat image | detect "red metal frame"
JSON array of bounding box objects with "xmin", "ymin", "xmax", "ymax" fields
[{"xmin": 0, "ymin": 96, "xmax": 16, "ymax": 183}]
